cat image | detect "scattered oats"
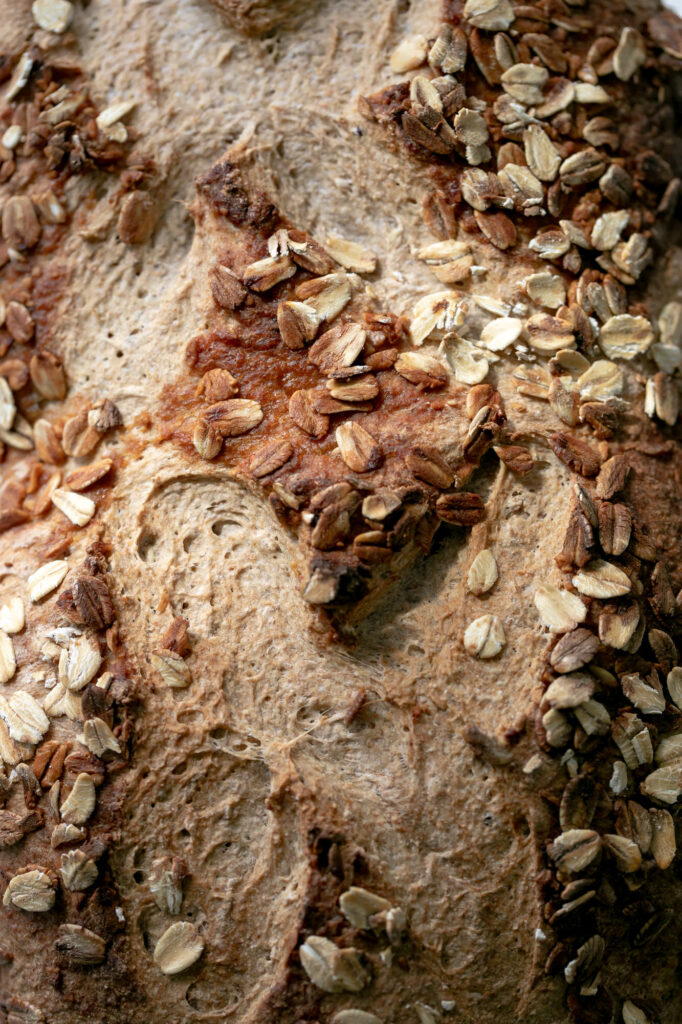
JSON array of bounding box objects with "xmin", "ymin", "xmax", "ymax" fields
[
  {"xmin": 242, "ymin": 253, "xmax": 295, "ymax": 292},
  {"xmin": 149, "ymin": 857, "xmax": 185, "ymax": 915},
  {"xmin": 613, "ymin": 28, "xmax": 646, "ymax": 81},
  {"xmin": 0, "ymin": 631, "xmax": 16, "ymax": 684},
  {"xmin": 300, "ymin": 936, "xmax": 368, "ymax": 993},
  {"xmin": 296, "ymin": 273, "xmax": 352, "ymax": 322},
  {"xmin": 548, "ymin": 829, "xmax": 601, "ymax": 874},
  {"xmin": 0, "ymin": 598, "xmax": 24, "ymax": 636},
  {"xmin": 599, "ymin": 314, "xmax": 653, "ymax": 360},
  {"xmin": 544, "ymin": 673, "xmax": 595, "ymax": 710},
  {"xmin": 534, "ymin": 584, "xmax": 587, "ymax": 633},
  {"xmin": 501, "ymin": 63, "xmax": 548, "ymax": 106},
  {"xmin": 51, "ymin": 823, "xmax": 86, "ymax": 848},
  {"xmin": 82, "ymin": 718, "xmax": 121, "ymax": 759},
  {"xmin": 96, "ymin": 100, "xmax": 135, "ymax": 141},
  {"xmin": 591, "ymin": 210, "xmax": 629, "ymax": 251},
  {"xmin": 325, "ymin": 236, "xmax": 376, "ymax": 274},
  {"xmin": 463, "ymin": 615, "xmax": 505, "ymax": 659},
  {"xmin": 573, "ymin": 559, "xmax": 631, "ymax": 599},
  {"xmin": 340, "ymin": 887, "xmax": 392, "ymax": 929},
  {"xmin": 645, "ymin": 373, "xmax": 679, "ymax": 426},
  {"xmin": 602, "ymin": 834, "xmax": 642, "ymax": 873},
  {"xmin": 574, "ymin": 83, "xmax": 610, "ymax": 103},
  {"xmin": 649, "ymin": 808, "xmax": 676, "ymax": 870},
  {"xmin": 60, "ymin": 772, "xmax": 96, "ymax": 825},
  {"xmin": 524, "ymin": 125, "xmax": 560, "ymax": 182},
  {"xmin": 429, "ymin": 24, "xmax": 467, "ymax": 74},
  {"xmin": 28, "ymin": 560, "xmax": 68, "ymax": 603},
  {"xmin": 655, "ymin": 733, "xmax": 682, "ymax": 767},
  {"xmin": 332, "ymin": 1012, "xmax": 383, "ymax": 1024},
  {"xmin": 463, "ymin": 0, "xmax": 514, "ymax": 31},
  {"xmin": 622, "ymin": 1002, "xmax": 650, "ymax": 1024},
  {"xmin": 395, "ymin": 350, "xmax": 449, "ymax": 388},
  {"xmin": 526, "ymin": 313, "xmax": 574, "ymax": 355},
  {"xmin": 651, "ymin": 343, "xmax": 682, "ymax": 375},
  {"xmin": 0, "ymin": 691, "xmax": 49, "ymax": 744},
  {"xmin": 536, "ymin": 79, "xmax": 575, "ymax": 118},
  {"xmin": 454, "ymin": 108, "xmax": 489, "ymax": 147},
  {"xmin": 56, "ymin": 923, "xmax": 106, "ymax": 966},
  {"xmin": 526, "ymin": 272, "xmax": 565, "ymax": 309},
  {"xmin": 576, "ymin": 360, "xmax": 623, "ymax": 400},
  {"xmin": 467, "ymin": 549, "xmax": 498, "ymax": 596},
  {"xmin": 153, "ymin": 922, "xmax": 204, "ymax": 976},
  {"xmin": 529, "ymin": 229, "xmax": 570, "ymax": 261},
  {"xmin": 151, "ymin": 650, "xmax": 191, "ymax": 689},
  {"xmin": 513, "ymin": 364, "xmax": 552, "ymax": 399},
  {"xmin": 445, "ymin": 337, "xmax": 490, "ymax": 385},
  {"xmin": 574, "ymin": 699, "xmax": 611, "ymax": 737},
  {"xmin": 390, "ymin": 35, "xmax": 428, "ymax": 72},
  {"xmin": 668, "ymin": 667, "xmax": 682, "ymax": 712},
  {"xmin": 2, "ymin": 869, "xmax": 55, "ymax": 912},
  {"xmin": 611, "ymin": 233, "xmax": 651, "ymax": 280},
  {"xmin": 335, "ymin": 422, "xmax": 383, "ymax": 474},
  {"xmin": 610, "ymin": 761, "xmax": 628, "ymax": 795},
  {"xmin": 1, "ymin": 125, "xmax": 22, "ymax": 150},
  {"xmin": 59, "ymin": 635, "xmax": 102, "ymax": 693},
  {"xmin": 559, "ymin": 149, "xmax": 607, "ymax": 187},
  {"xmin": 414, "ymin": 1006, "xmax": 440, "ymax": 1024},
  {"xmin": 60, "ymin": 849, "xmax": 98, "ymax": 891},
  {"xmin": 480, "ymin": 317, "xmax": 522, "ymax": 351},
  {"xmin": 0, "ymin": 378, "xmax": 16, "ymax": 431},
  {"xmin": 621, "ymin": 673, "xmax": 666, "ymax": 715},
  {"xmin": 612, "ymin": 713, "xmax": 653, "ymax": 769},
  {"xmin": 658, "ymin": 301, "xmax": 682, "ymax": 348},
  {"xmin": 51, "ymin": 488, "xmax": 96, "ymax": 527},
  {"xmin": 32, "ymin": 0, "xmax": 73, "ymax": 32},
  {"xmin": 4, "ymin": 53, "xmax": 34, "ymax": 104},
  {"xmin": 498, "ymin": 163, "xmax": 544, "ymax": 212},
  {"xmin": 640, "ymin": 764, "xmax": 682, "ymax": 805}
]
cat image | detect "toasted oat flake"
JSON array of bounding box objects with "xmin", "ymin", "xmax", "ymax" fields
[
  {"xmin": 3, "ymin": 869, "xmax": 55, "ymax": 912},
  {"xmin": 331, "ymin": 1012, "xmax": 382, "ymax": 1024},
  {"xmin": 0, "ymin": 689, "xmax": 49, "ymax": 743},
  {"xmin": 464, "ymin": 615, "xmax": 505, "ymax": 658},
  {"xmin": 524, "ymin": 125, "xmax": 560, "ymax": 182},
  {"xmin": 60, "ymin": 849, "xmax": 98, "ymax": 891},
  {"xmin": 0, "ymin": 597, "xmax": 24, "ymax": 635},
  {"xmin": 296, "ymin": 273, "xmax": 352, "ymax": 322},
  {"xmin": 409, "ymin": 292, "xmax": 460, "ymax": 346},
  {"xmin": 613, "ymin": 27, "xmax": 646, "ymax": 81},
  {"xmin": 463, "ymin": 0, "xmax": 514, "ymax": 31},
  {"xmin": 526, "ymin": 272, "xmax": 565, "ymax": 310},
  {"xmin": 467, "ymin": 550, "xmax": 498, "ymax": 596},
  {"xmin": 599, "ymin": 314, "xmax": 653, "ymax": 360},
  {"xmin": 576, "ymin": 360, "xmax": 623, "ymax": 400},
  {"xmin": 480, "ymin": 317, "xmax": 522, "ymax": 351},
  {"xmin": 32, "ymin": 0, "xmax": 73, "ymax": 32},
  {"xmin": 0, "ymin": 631, "xmax": 16, "ymax": 684},
  {"xmin": 82, "ymin": 717, "xmax": 121, "ymax": 759},
  {"xmin": 0, "ymin": 378, "xmax": 16, "ymax": 431},
  {"xmin": 325, "ymin": 236, "xmax": 376, "ymax": 274},
  {"xmin": 154, "ymin": 921, "xmax": 205, "ymax": 976},
  {"xmin": 591, "ymin": 210, "xmax": 630, "ymax": 251},
  {"xmin": 52, "ymin": 489, "xmax": 96, "ymax": 527},
  {"xmin": 242, "ymin": 253, "xmax": 295, "ymax": 292},
  {"xmin": 335, "ymin": 422, "xmax": 382, "ymax": 474},
  {"xmin": 152, "ymin": 650, "xmax": 191, "ymax": 689},
  {"xmin": 640, "ymin": 764, "xmax": 682, "ymax": 805},
  {"xmin": 445, "ymin": 337, "xmax": 489, "ymax": 385},
  {"xmin": 534, "ymin": 584, "xmax": 587, "ymax": 633},
  {"xmin": 60, "ymin": 772, "xmax": 96, "ymax": 825},
  {"xmin": 300, "ymin": 936, "xmax": 368, "ymax": 993},
  {"xmin": 339, "ymin": 887, "xmax": 392, "ymax": 929},
  {"xmin": 572, "ymin": 559, "xmax": 631, "ymax": 599},
  {"xmin": 59, "ymin": 635, "xmax": 102, "ymax": 693},
  {"xmin": 390, "ymin": 34, "xmax": 428, "ymax": 72}
]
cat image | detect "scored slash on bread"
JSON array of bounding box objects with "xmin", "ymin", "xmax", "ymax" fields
[{"xmin": 182, "ymin": 154, "xmax": 509, "ymax": 619}]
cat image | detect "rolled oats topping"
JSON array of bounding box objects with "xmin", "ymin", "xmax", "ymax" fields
[
  {"xmin": 2, "ymin": 869, "xmax": 55, "ymax": 912},
  {"xmin": 153, "ymin": 922, "xmax": 205, "ymax": 976},
  {"xmin": 463, "ymin": 614, "xmax": 505, "ymax": 658}
]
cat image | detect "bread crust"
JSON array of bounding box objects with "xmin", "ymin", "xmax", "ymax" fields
[{"xmin": 0, "ymin": 1, "xmax": 679, "ymax": 1023}]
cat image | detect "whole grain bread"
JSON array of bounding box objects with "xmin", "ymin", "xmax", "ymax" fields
[{"xmin": 0, "ymin": 1, "xmax": 680, "ymax": 1023}]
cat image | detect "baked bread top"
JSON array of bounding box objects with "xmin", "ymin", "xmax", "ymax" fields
[{"xmin": 0, "ymin": 1, "xmax": 680, "ymax": 1023}]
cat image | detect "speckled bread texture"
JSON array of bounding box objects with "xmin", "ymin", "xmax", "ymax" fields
[{"xmin": 0, "ymin": 2, "xmax": 680, "ymax": 1024}]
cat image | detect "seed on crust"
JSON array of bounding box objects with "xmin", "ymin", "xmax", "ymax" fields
[
  {"xmin": 335, "ymin": 422, "xmax": 382, "ymax": 473},
  {"xmin": 467, "ymin": 549, "xmax": 498, "ymax": 595},
  {"xmin": 153, "ymin": 922, "xmax": 205, "ymax": 976},
  {"xmin": 394, "ymin": 351, "xmax": 448, "ymax": 389},
  {"xmin": 299, "ymin": 935, "xmax": 368, "ymax": 993},
  {"xmin": 405, "ymin": 447, "xmax": 454, "ymax": 488},
  {"xmin": 463, "ymin": 615, "xmax": 505, "ymax": 658},
  {"xmin": 436, "ymin": 492, "xmax": 485, "ymax": 525},
  {"xmin": 60, "ymin": 773, "xmax": 96, "ymax": 825},
  {"xmin": 209, "ymin": 265, "xmax": 247, "ymax": 310},
  {"xmin": 572, "ymin": 559, "xmax": 631, "ymax": 599},
  {"xmin": 534, "ymin": 584, "xmax": 586, "ymax": 633},
  {"xmin": 549, "ymin": 433, "xmax": 601, "ymax": 477},
  {"xmin": 2, "ymin": 869, "xmax": 55, "ymax": 912}
]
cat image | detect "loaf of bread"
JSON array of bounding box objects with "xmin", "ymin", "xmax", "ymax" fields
[{"xmin": 0, "ymin": 1, "xmax": 680, "ymax": 1022}]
